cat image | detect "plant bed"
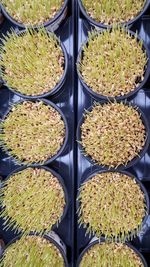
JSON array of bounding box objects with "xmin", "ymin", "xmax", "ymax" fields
[
  {"xmin": 0, "ymin": 28, "xmax": 68, "ymax": 98},
  {"xmin": 0, "ymin": 99, "xmax": 68, "ymax": 165},
  {"xmin": 78, "ymin": 0, "xmax": 150, "ymax": 29},
  {"xmin": 78, "ymin": 240, "xmax": 147, "ymax": 267},
  {"xmin": 77, "ymin": 101, "xmax": 149, "ymax": 170},
  {"xmin": 0, "ymin": 234, "xmax": 68, "ymax": 267},
  {"xmin": 0, "ymin": 166, "xmax": 68, "ymax": 235},
  {"xmin": 77, "ymin": 28, "xmax": 149, "ymax": 100},
  {"xmin": 0, "ymin": 0, "xmax": 68, "ymax": 30},
  {"xmin": 77, "ymin": 171, "xmax": 149, "ymax": 241}
]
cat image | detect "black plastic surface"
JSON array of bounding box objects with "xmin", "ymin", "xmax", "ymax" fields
[
  {"xmin": 0, "ymin": 1, "xmax": 75, "ymax": 267},
  {"xmin": 76, "ymin": 2, "xmax": 150, "ymax": 267}
]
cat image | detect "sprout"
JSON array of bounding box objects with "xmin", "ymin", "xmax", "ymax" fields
[
  {"xmin": 0, "ymin": 235, "xmax": 65, "ymax": 267},
  {"xmin": 0, "ymin": 101, "xmax": 65, "ymax": 164},
  {"xmin": 81, "ymin": 0, "xmax": 146, "ymax": 25},
  {"xmin": 80, "ymin": 102, "xmax": 146, "ymax": 168},
  {"xmin": 78, "ymin": 28, "xmax": 147, "ymax": 98},
  {"xmin": 78, "ymin": 172, "xmax": 146, "ymax": 241},
  {"xmin": 0, "ymin": 28, "xmax": 64, "ymax": 96},
  {"xmin": 1, "ymin": 0, "xmax": 64, "ymax": 26},
  {"xmin": 80, "ymin": 242, "xmax": 144, "ymax": 267},
  {"xmin": 0, "ymin": 168, "xmax": 66, "ymax": 235}
]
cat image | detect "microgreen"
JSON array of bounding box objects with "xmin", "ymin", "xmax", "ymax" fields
[
  {"xmin": 78, "ymin": 28, "xmax": 147, "ymax": 98},
  {"xmin": 78, "ymin": 172, "xmax": 146, "ymax": 241},
  {"xmin": 0, "ymin": 235, "xmax": 65, "ymax": 267},
  {"xmin": 81, "ymin": 102, "xmax": 146, "ymax": 168},
  {"xmin": 0, "ymin": 168, "xmax": 66, "ymax": 235},
  {"xmin": 0, "ymin": 101, "xmax": 65, "ymax": 164},
  {"xmin": 0, "ymin": 28, "xmax": 64, "ymax": 96},
  {"xmin": 1, "ymin": 0, "xmax": 64, "ymax": 26},
  {"xmin": 80, "ymin": 242, "xmax": 144, "ymax": 267}
]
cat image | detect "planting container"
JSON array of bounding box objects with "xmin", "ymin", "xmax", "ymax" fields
[
  {"xmin": 1, "ymin": 231, "xmax": 69, "ymax": 267},
  {"xmin": 76, "ymin": 1, "xmax": 150, "ymax": 266},
  {"xmin": 0, "ymin": 165, "xmax": 69, "ymax": 233},
  {"xmin": 77, "ymin": 170, "xmax": 150, "ymax": 241},
  {"xmin": 0, "ymin": 98, "xmax": 69, "ymax": 166},
  {"xmin": 77, "ymin": 0, "xmax": 150, "ymax": 29},
  {"xmin": 0, "ymin": 1, "xmax": 75, "ymax": 266},
  {"xmin": 77, "ymin": 101, "xmax": 150, "ymax": 171},
  {"xmin": 77, "ymin": 238, "xmax": 148, "ymax": 267},
  {"xmin": 0, "ymin": 29, "xmax": 68, "ymax": 99},
  {"xmin": 0, "ymin": 0, "xmax": 69, "ymax": 31},
  {"xmin": 77, "ymin": 29, "xmax": 150, "ymax": 101}
]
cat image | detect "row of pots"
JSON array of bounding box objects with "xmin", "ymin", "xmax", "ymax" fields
[
  {"xmin": 0, "ymin": 28, "xmax": 149, "ymax": 101},
  {"xmin": 0, "ymin": 166, "xmax": 149, "ymax": 266},
  {"xmin": 1, "ymin": 1, "xmax": 149, "ymax": 30}
]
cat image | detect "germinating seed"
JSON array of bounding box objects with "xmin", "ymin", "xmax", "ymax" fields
[
  {"xmin": 1, "ymin": 236, "xmax": 65, "ymax": 267},
  {"xmin": 0, "ymin": 101, "xmax": 65, "ymax": 164},
  {"xmin": 0, "ymin": 168, "xmax": 66, "ymax": 235},
  {"xmin": 78, "ymin": 172, "xmax": 146, "ymax": 240},
  {"xmin": 80, "ymin": 243, "xmax": 144, "ymax": 267},
  {"xmin": 81, "ymin": 0, "xmax": 146, "ymax": 25},
  {"xmin": 0, "ymin": 28, "xmax": 64, "ymax": 96},
  {"xmin": 1, "ymin": 0, "xmax": 64, "ymax": 26},
  {"xmin": 81, "ymin": 102, "xmax": 146, "ymax": 168},
  {"xmin": 79, "ymin": 28, "xmax": 147, "ymax": 97}
]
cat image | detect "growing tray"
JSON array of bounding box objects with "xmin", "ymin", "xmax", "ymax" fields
[
  {"xmin": 75, "ymin": 1, "xmax": 150, "ymax": 266},
  {"xmin": 0, "ymin": 1, "xmax": 75, "ymax": 267}
]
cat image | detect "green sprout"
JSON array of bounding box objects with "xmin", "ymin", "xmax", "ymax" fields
[
  {"xmin": 1, "ymin": 0, "xmax": 64, "ymax": 26},
  {"xmin": 80, "ymin": 242, "xmax": 144, "ymax": 267},
  {"xmin": 81, "ymin": 102, "xmax": 146, "ymax": 168},
  {"xmin": 0, "ymin": 28, "xmax": 64, "ymax": 96},
  {"xmin": 78, "ymin": 172, "xmax": 147, "ymax": 241},
  {"xmin": 0, "ymin": 167, "xmax": 66, "ymax": 235},
  {"xmin": 81, "ymin": 0, "xmax": 146, "ymax": 25},
  {"xmin": 78, "ymin": 28, "xmax": 147, "ymax": 98},
  {"xmin": 0, "ymin": 235, "xmax": 65, "ymax": 267},
  {"xmin": 0, "ymin": 101, "xmax": 65, "ymax": 164}
]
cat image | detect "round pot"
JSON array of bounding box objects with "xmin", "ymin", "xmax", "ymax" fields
[
  {"xmin": 0, "ymin": 30, "xmax": 68, "ymax": 99},
  {"xmin": 77, "ymin": 101, "xmax": 150, "ymax": 171},
  {"xmin": 77, "ymin": 29, "xmax": 150, "ymax": 101},
  {"xmin": 1, "ymin": 165, "xmax": 69, "ymax": 231},
  {"xmin": 1, "ymin": 231, "xmax": 69, "ymax": 267},
  {"xmin": 0, "ymin": 98, "xmax": 69, "ymax": 166},
  {"xmin": 78, "ymin": 0, "xmax": 150, "ymax": 30},
  {"xmin": 0, "ymin": 0, "xmax": 69, "ymax": 31},
  {"xmin": 77, "ymin": 169, "xmax": 149, "ymax": 241},
  {"xmin": 77, "ymin": 238, "xmax": 148, "ymax": 267}
]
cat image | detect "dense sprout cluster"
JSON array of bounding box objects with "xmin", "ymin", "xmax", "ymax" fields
[
  {"xmin": 78, "ymin": 172, "xmax": 146, "ymax": 241},
  {"xmin": 0, "ymin": 236, "xmax": 65, "ymax": 267},
  {"xmin": 79, "ymin": 28, "xmax": 147, "ymax": 97},
  {"xmin": 0, "ymin": 29, "xmax": 64, "ymax": 96},
  {"xmin": 0, "ymin": 101, "xmax": 65, "ymax": 164},
  {"xmin": 0, "ymin": 168, "xmax": 66, "ymax": 235},
  {"xmin": 1, "ymin": 0, "xmax": 64, "ymax": 26},
  {"xmin": 81, "ymin": 0, "xmax": 146, "ymax": 25},
  {"xmin": 80, "ymin": 242, "xmax": 144, "ymax": 267},
  {"xmin": 81, "ymin": 102, "xmax": 146, "ymax": 168}
]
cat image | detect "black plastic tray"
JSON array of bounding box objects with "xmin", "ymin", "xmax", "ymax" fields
[
  {"xmin": 75, "ymin": 2, "xmax": 150, "ymax": 267},
  {"xmin": 0, "ymin": 1, "xmax": 75, "ymax": 267}
]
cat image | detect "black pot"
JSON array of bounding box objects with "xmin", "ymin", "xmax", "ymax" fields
[
  {"xmin": 77, "ymin": 238, "xmax": 148, "ymax": 267},
  {"xmin": 1, "ymin": 165, "xmax": 69, "ymax": 233},
  {"xmin": 78, "ymin": 0, "xmax": 150, "ymax": 29},
  {"xmin": 0, "ymin": 0, "xmax": 69, "ymax": 31},
  {"xmin": 0, "ymin": 98, "xmax": 69, "ymax": 166},
  {"xmin": 1, "ymin": 232, "xmax": 69, "ymax": 267},
  {"xmin": 77, "ymin": 169, "xmax": 149, "ymax": 241},
  {"xmin": 77, "ymin": 29, "xmax": 150, "ymax": 101},
  {"xmin": 77, "ymin": 101, "xmax": 150, "ymax": 171},
  {"xmin": 0, "ymin": 30, "xmax": 68, "ymax": 99}
]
